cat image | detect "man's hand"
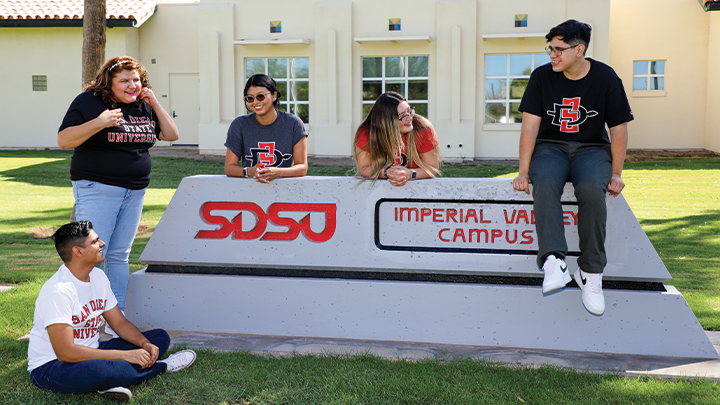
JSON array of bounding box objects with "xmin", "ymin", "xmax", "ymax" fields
[
  {"xmin": 607, "ymin": 173, "xmax": 625, "ymax": 197},
  {"xmin": 513, "ymin": 174, "xmax": 532, "ymax": 195},
  {"xmin": 141, "ymin": 341, "xmax": 160, "ymax": 366},
  {"xmin": 124, "ymin": 348, "xmax": 154, "ymax": 369}
]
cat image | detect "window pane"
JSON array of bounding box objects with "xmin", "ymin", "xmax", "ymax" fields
[
  {"xmin": 385, "ymin": 57, "xmax": 404, "ymax": 77},
  {"xmin": 363, "ymin": 57, "xmax": 382, "ymax": 78},
  {"xmin": 485, "ymin": 79, "xmax": 506, "ymax": 100},
  {"xmin": 276, "ymin": 81, "xmax": 287, "ymax": 101},
  {"xmin": 509, "ymin": 78, "xmax": 528, "ymax": 99},
  {"xmin": 246, "ymin": 59, "xmax": 266, "ymax": 77},
  {"xmin": 633, "ymin": 77, "xmax": 647, "ymax": 91},
  {"xmin": 633, "ymin": 61, "xmax": 647, "ymax": 76},
  {"xmin": 276, "ymin": 103, "xmax": 287, "ymax": 112},
  {"xmin": 485, "ymin": 102, "xmax": 507, "ymax": 124},
  {"xmin": 268, "ymin": 58, "xmax": 287, "ymax": 78},
  {"xmin": 386, "ymin": 80, "xmax": 405, "ymax": 95},
  {"xmin": 510, "ymin": 102, "xmax": 522, "ymax": 123},
  {"xmin": 650, "ymin": 61, "xmax": 664, "ymax": 75},
  {"xmin": 363, "ymin": 81, "xmax": 382, "ymax": 101},
  {"xmin": 363, "ymin": 103, "xmax": 373, "ymax": 118},
  {"xmin": 509, "ymin": 54, "xmax": 532, "ymax": 76},
  {"xmin": 297, "ymin": 104, "xmax": 309, "ymax": 123},
  {"xmin": 649, "ymin": 77, "xmax": 664, "ymax": 90},
  {"xmin": 414, "ymin": 103, "xmax": 428, "ymax": 118},
  {"xmin": 534, "ymin": 53, "xmax": 550, "ymax": 68},
  {"xmin": 294, "ymin": 81, "xmax": 309, "ymax": 101},
  {"xmin": 485, "ymin": 55, "xmax": 507, "ymax": 76},
  {"xmin": 408, "ymin": 56, "xmax": 428, "ymax": 77},
  {"xmin": 291, "ymin": 58, "xmax": 309, "ymax": 78},
  {"xmin": 408, "ymin": 80, "xmax": 428, "ymax": 100}
]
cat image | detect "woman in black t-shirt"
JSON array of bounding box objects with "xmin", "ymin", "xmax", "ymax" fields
[{"xmin": 58, "ymin": 56, "xmax": 179, "ymax": 333}]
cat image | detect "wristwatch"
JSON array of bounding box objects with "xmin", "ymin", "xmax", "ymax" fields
[
  {"xmin": 243, "ymin": 167, "xmax": 248, "ymax": 177},
  {"xmin": 411, "ymin": 170, "xmax": 417, "ymax": 179}
]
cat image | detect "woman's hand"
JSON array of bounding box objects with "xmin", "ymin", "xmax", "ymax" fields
[
  {"xmin": 386, "ymin": 165, "xmax": 408, "ymax": 187},
  {"xmin": 139, "ymin": 88, "xmax": 159, "ymax": 108},
  {"xmin": 98, "ymin": 108, "xmax": 124, "ymax": 128},
  {"xmin": 254, "ymin": 164, "xmax": 280, "ymax": 183}
]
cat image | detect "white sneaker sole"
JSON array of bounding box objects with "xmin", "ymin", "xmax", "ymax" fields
[
  {"xmin": 542, "ymin": 270, "xmax": 572, "ymax": 293},
  {"xmin": 574, "ymin": 270, "xmax": 605, "ymax": 315}
]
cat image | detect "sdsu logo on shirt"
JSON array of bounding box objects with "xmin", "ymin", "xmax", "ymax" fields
[
  {"xmin": 246, "ymin": 142, "xmax": 292, "ymax": 167},
  {"xmin": 546, "ymin": 97, "xmax": 598, "ymax": 133}
]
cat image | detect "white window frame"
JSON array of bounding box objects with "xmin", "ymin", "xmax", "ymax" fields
[
  {"xmin": 632, "ymin": 60, "xmax": 666, "ymax": 98},
  {"xmin": 484, "ymin": 53, "xmax": 549, "ymax": 125},
  {"xmin": 361, "ymin": 56, "xmax": 429, "ymax": 118}
]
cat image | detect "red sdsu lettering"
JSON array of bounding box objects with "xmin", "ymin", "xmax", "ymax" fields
[
  {"xmin": 196, "ymin": 201, "xmax": 337, "ymax": 242},
  {"xmin": 438, "ymin": 228, "xmax": 534, "ymax": 245}
]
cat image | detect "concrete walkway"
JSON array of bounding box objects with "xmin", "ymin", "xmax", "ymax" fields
[{"xmin": 133, "ymin": 329, "xmax": 720, "ymax": 381}]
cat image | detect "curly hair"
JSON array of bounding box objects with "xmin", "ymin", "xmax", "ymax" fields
[{"xmin": 83, "ymin": 56, "xmax": 151, "ymax": 109}]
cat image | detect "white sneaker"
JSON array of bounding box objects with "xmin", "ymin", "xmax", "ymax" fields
[
  {"xmin": 98, "ymin": 386, "xmax": 132, "ymax": 402},
  {"xmin": 541, "ymin": 254, "xmax": 571, "ymax": 293},
  {"xmin": 575, "ymin": 269, "xmax": 605, "ymax": 315},
  {"xmin": 158, "ymin": 349, "xmax": 197, "ymax": 372}
]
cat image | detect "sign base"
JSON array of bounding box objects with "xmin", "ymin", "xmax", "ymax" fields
[{"xmin": 126, "ymin": 269, "xmax": 718, "ymax": 359}]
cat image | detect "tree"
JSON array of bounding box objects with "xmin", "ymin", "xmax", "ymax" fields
[{"xmin": 82, "ymin": 0, "xmax": 106, "ymax": 87}]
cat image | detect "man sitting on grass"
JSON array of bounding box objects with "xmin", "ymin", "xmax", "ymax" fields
[{"xmin": 27, "ymin": 221, "xmax": 196, "ymax": 402}]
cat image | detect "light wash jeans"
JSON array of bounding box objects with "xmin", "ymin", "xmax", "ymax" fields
[
  {"xmin": 72, "ymin": 180, "xmax": 146, "ymax": 311},
  {"xmin": 529, "ymin": 140, "xmax": 612, "ymax": 274},
  {"xmin": 30, "ymin": 329, "xmax": 169, "ymax": 393}
]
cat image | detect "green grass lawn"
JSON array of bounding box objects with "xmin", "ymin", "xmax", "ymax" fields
[{"xmin": 1, "ymin": 150, "xmax": 720, "ymax": 404}]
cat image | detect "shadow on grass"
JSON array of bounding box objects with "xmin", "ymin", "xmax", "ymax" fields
[{"xmin": 0, "ymin": 152, "xmax": 225, "ymax": 190}]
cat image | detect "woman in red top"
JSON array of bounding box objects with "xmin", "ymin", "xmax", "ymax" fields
[{"xmin": 353, "ymin": 92, "xmax": 441, "ymax": 186}]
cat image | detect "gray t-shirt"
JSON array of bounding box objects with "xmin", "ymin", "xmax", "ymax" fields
[{"xmin": 225, "ymin": 110, "xmax": 308, "ymax": 167}]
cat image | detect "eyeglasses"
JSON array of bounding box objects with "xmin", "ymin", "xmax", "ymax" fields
[
  {"xmin": 244, "ymin": 92, "xmax": 272, "ymax": 103},
  {"xmin": 545, "ymin": 44, "xmax": 579, "ymax": 56},
  {"xmin": 399, "ymin": 106, "xmax": 415, "ymax": 123}
]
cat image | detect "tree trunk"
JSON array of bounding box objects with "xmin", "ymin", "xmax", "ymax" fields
[{"xmin": 82, "ymin": 0, "xmax": 106, "ymax": 88}]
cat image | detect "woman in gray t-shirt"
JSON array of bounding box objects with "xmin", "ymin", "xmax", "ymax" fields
[{"xmin": 224, "ymin": 74, "xmax": 308, "ymax": 183}]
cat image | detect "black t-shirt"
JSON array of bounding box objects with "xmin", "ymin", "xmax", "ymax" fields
[
  {"xmin": 519, "ymin": 58, "xmax": 633, "ymax": 144},
  {"xmin": 59, "ymin": 91, "xmax": 160, "ymax": 190}
]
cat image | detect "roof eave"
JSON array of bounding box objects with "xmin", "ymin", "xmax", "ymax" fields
[{"xmin": 0, "ymin": 19, "xmax": 136, "ymax": 28}]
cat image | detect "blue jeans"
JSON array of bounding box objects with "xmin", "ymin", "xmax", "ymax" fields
[
  {"xmin": 72, "ymin": 180, "xmax": 146, "ymax": 311},
  {"xmin": 30, "ymin": 329, "xmax": 170, "ymax": 394},
  {"xmin": 529, "ymin": 140, "xmax": 612, "ymax": 274}
]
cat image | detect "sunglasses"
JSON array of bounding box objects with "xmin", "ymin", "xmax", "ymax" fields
[{"xmin": 244, "ymin": 92, "xmax": 272, "ymax": 103}]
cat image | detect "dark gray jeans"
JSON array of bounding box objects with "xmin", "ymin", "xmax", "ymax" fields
[{"xmin": 529, "ymin": 140, "xmax": 612, "ymax": 274}]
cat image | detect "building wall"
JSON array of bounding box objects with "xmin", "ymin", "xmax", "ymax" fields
[
  {"xmin": 2, "ymin": 0, "xmax": 718, "ymax": 155},
  {"xmin": 610, "ymin": 0, "xmax": 710, "ymax": 150},
  {"xmin": 0, "ymin": 26, "xmax": 144, "ymax": 148},
  {"xmin": 138, "ymin": 3, "xmax": 201, "ymax": 146},
  {"xmin": 706, "ymin": 11, "xmax": 720, "ymax": 152}
]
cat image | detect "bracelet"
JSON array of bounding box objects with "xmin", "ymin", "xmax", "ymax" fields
[
  {"xmin": 243, "ymin": 167, "xmax": 248, "ymax": 177},
  {"xmin": 383, "ymin": 166, "xmax": 389, "ymax": 178}
]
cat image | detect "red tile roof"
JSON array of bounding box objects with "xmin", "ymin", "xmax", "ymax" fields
[{"xmin": 0, "ymin": 0, "xmax": 161, "ymax": 21}]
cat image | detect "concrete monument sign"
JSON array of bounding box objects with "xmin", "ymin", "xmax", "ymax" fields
[{"xmin": 126, "ymin": 176, "xmax": 717, "ymax": 359}]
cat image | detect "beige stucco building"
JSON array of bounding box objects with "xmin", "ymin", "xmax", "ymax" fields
[{"xmin": 1, "ymin": 0, "xmax": 719, "ymax": 159}]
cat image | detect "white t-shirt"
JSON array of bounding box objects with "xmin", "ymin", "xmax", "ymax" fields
[{"xmin": 27, "ymin": 264, "xmax": 118, "ymax": 371}]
